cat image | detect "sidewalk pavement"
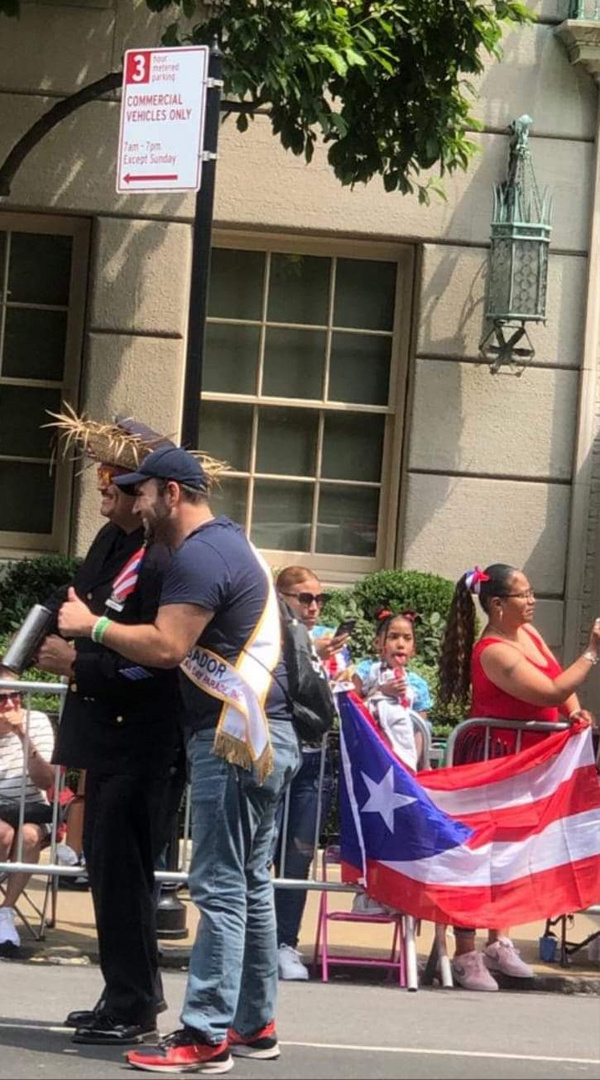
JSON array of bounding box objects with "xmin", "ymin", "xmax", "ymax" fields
[{"xmin": 8, "ymin": 865, "xmax": 600, "ymax": 995}]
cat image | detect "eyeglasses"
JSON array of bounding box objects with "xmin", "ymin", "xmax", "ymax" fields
[
  {"xmin": 0, "ymin": 690, "xmax": 22, "ymax": 702},
  {"xmin": 501, "ymin": 589, "xmax": 535, "ymax": 600},
  {"xmin": 280, "ymin": 591, "xmax": 331, "ymax": 607}
]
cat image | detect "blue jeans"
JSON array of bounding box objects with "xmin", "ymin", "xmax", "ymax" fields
[
  {"xmin": 181, "ymin": 720, "xmax": 300, "ymax": 1042},
  {"xmin": 274, "ymin": 747, "xmax": 334, "ymax": 948}
]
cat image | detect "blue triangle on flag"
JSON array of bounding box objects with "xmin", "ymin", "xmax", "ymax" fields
[{"xmin": 338, "ymin": 693, "xmax": 473, "ymax": 871}]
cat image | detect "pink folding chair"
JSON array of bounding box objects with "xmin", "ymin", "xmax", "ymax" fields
[{"xmin": 312, "ymin": 844, "xmax": 408, "ymax": 986}]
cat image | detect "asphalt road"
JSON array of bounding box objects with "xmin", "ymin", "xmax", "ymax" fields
[{"xmin": 0, "ymin": 963, "xmax": 599, "ymax": 1079}]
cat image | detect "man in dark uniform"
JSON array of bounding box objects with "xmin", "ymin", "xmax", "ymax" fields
[{"xmin": 37, "ymin": 413, "xmax": 182, "ymax": 1047}]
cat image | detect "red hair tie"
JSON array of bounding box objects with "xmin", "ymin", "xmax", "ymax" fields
[{"xmin": 376, "ymin": 608, "xmax": 393, "ymax": 621}]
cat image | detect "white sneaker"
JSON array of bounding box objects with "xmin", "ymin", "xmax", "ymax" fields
[
  {"xmin": 278, "ymin": 944, "xmax": 309, "ymax": 981},
  {"xmin": 484, "ymin": 937, "xmax": 533, "ymax": 979},
  {"xmin": 0, "ymin": 907, "xmax": 20, "ymax": 949},
  {"xmin": 351, "ymin": 892, "xmax": 394, "ymax": 917},
  {"xmin": 451, "ymin": 950, "xmax": 498, "ymax": 991},
  {"xmin": 56, "ymin": 843, "xmax": 79, "ymax": 867}
]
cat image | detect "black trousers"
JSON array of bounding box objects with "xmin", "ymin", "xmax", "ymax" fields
[{"xmin": 83, "ymin": 770, "xmax": 171, "ymax": 1024}]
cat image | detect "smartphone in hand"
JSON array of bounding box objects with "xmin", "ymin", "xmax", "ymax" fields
[{"xmin": 334, "ymin": 618, "xmax": 357, "ymax": 639}]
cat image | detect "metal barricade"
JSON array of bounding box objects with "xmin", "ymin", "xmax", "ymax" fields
[
  {"xmin": 2, "ymin": 691, "xmax": 435, "ymax": 989},
  {"xmin": 446, "ymin": 715, "xmax": 570, "ymax": 766}
]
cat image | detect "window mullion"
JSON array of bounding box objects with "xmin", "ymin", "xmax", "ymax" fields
[
  {"xmin": 323, "ymin": 257, "xmax": 336, "ymax": 403},
  {"xmin": 256, "ymin": 251, "xmax": 270, "ymax": 398},
  {"xmin": 309, "ymin": 410, "xmax": 325, "ymax": 554},
  {"xmin": 0, "ymin": 231, "xmax": 10, "ymax": 378},
  {"xmin": 246, "ymin": 404, "xmax": 259, "ymax": 537}
]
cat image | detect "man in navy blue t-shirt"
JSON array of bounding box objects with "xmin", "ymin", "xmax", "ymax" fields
[
  {"xmin": 160, "ymin": 517, "xmax": 291, "ymax": 735},
  {"xmin": 58, "ymin": 446, "xmax": 300, "ymax": 1073}
]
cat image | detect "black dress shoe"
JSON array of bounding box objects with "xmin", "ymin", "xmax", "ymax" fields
[
  {"xmin": 65, "ymin": 1001, "xmax": 105, "ymax": 1028},
  {"xmin": 65, "ymin": 997, "xmax": 167, "ymax": 1028},
  {"xmin": 71, "ymin": 1014, "xmax": 158, "ymax": 1046}
]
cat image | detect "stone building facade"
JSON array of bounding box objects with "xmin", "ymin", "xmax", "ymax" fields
[{"xmin": 1, "ymin": 0, "xmax": 600, "ymax": 686}]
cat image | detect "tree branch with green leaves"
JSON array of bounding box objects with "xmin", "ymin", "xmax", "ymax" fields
[{"xmin": 0, "ymin": 0, "xmax": 532, "ymax": 202}]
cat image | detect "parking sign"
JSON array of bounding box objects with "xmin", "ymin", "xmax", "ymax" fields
[{"xmin": 117, "ymin": 46, "xmax": 209, "ymax": 193}]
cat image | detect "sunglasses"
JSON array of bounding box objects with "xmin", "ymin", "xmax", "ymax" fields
[
  {"xmin": 281, "ymin": 591, "xmax": 331, "ymax": 607},
  {"xmin": 97, "ymin": 464, "xmax": 130, "ymax": 486},
  {"xmin": 0, "ymin": 690, "xmax": 22, "ymax": 702}
]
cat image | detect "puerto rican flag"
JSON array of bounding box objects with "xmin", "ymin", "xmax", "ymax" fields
[{"xmin": 339, "ymin": 691, "xmax": 600, "ymax": 928}]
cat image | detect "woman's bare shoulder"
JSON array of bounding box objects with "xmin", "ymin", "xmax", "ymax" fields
[{"xmin": 479, "ymin": 638, "xmax": 523, "ymax": 671}]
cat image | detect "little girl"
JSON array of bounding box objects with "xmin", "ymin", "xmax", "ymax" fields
[{"xmin": 353, "ymin": 610, "xmax": 432, "ymax": 772}]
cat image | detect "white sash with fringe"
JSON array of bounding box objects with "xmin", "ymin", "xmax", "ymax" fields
[{"xmin": 180, "ymin": 544, "xmax": 280, "ymax": 781}]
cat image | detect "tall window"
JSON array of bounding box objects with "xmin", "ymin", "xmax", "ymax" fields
[
  {"xmin": 0, "ymin": 215, "xmax": 88, "ymax": 552},
  {"xmin": 201, "ymin": 237, "xmax": 413, "ymax": 576}
]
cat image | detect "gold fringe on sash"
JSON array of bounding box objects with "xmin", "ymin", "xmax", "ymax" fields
[{"xmin": 213, "ymin": 729, "xmax": 274, "ymax": 782}]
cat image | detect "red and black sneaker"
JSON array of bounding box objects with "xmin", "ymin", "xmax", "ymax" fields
[
  {"xmin": 126, "ymin": 1028, "xmax": 233, "ymax": 1073},
  {"xmin": 228, "ymin": 1021, "xmax": 280, "ymax": 1060}
]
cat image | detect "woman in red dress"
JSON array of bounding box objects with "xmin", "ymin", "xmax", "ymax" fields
[{"xmin": 438, "ymin": 563, "xmax": 599, "ymax": 991}]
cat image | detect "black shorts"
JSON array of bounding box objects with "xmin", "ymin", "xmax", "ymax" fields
[{"xmin": 0, "ymin": 801, "xmax": 54, "ymax": 830}]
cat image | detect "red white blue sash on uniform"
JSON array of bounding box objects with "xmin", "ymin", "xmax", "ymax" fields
[{"xmin": 106, "ymin": 545, "xmax": 146, "ymax": 612}]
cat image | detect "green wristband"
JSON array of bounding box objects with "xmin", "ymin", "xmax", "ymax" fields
[{"xmin": 91, "ymin": 615, "xmax": 112, "ymax": 644}]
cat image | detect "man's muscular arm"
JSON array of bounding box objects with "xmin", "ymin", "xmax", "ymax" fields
[{"xmin": 58, "ymin": 588, "xmax": 212, "ymax": 668}]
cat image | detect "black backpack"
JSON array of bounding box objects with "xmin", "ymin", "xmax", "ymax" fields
[{"xmin": 278, "ymin": 600, "xmax": 336, "ymax": 745}]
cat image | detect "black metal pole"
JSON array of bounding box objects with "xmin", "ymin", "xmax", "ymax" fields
[
  {"xmin": 180, "ymin": 38, "xmax": 222, "ymax": 448},
  {"xmin": 155, "ymin": 807, "xmax": 188, "ymax": 940}
]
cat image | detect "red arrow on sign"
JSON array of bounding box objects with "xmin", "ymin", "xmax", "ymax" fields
[{"xmin": 123, "ymin": 173, "xmax": 179, "ymax": 183}]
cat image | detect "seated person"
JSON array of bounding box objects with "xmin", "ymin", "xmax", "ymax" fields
[{"xmin": 0, "ymin": 667, "xmax": 56, "ymax": 954}]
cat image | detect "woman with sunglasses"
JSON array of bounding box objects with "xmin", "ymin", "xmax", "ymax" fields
[
  {"xmin": 0, "ymin": 668, "xmax": 56, "ymax": 955},
  {"xmin": 274, "ymin": 566, "xmax": 350, "ymax": 980},
  {"xmin": 438, "ymin": 563, "xmax": 600, "ymax": 992}
]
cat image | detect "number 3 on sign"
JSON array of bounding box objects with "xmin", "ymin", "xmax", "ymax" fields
[{"xmin": 125, "ymin": 51, "xmax": 151, "ymax": 84}]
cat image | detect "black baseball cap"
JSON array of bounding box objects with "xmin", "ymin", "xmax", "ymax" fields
[{"xmin": 114, "ymin": 445, "xmax": 207, "ymax": 492}]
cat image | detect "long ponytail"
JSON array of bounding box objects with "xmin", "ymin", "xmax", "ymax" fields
[
  {"xmin": 438, "ymin": 562, "xmax": 516, "ymax": 710},
  {"xmin": 438, "ymin": 575, "xmax": 477, "ymax": 710}
]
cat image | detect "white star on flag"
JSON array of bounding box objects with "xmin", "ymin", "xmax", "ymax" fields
[{"xmin": 360, "ymin": 768, "xmax": 417, "ymax": 833}]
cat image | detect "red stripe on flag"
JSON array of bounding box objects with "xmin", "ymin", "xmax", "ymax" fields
[
  {"xmin": 458, "ymin": 765, "xmax": 600, "ymax": 845},
  {"xmin": 419, "ymin": 724, "xmax": 583, "ymax": 792},
  {"xmin": 342, "ymin": 855, "xmax": 600, "ymax": 930}
]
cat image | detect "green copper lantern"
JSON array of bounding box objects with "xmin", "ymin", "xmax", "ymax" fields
[{"xmin": 480, "ymin": 116, "xmax": 552, "ymax": 374}]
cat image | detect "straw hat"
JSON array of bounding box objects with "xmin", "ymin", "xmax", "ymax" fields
[{"xmin": 47, "ymin": 403, "xmax": 229, "ymax": 489}]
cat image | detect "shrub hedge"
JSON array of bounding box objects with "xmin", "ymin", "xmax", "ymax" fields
[{"xmin": 0, "ymin": 554, "xmax": 82, "ymax": 634}]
